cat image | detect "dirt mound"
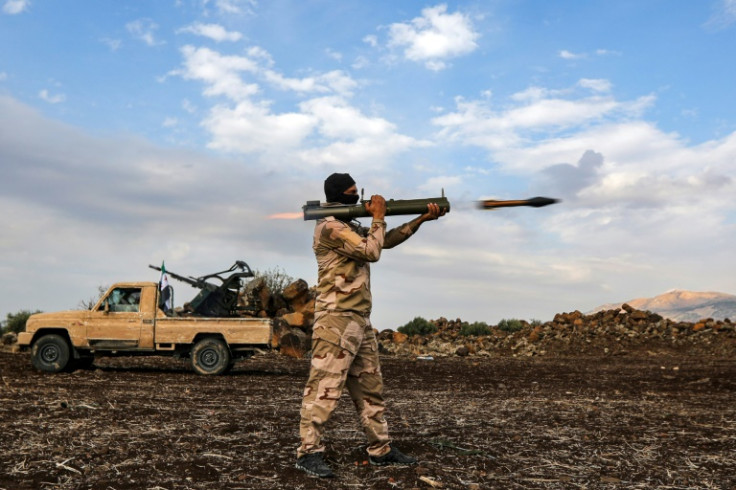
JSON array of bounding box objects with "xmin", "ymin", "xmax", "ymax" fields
[
  {"xmin": 378, "ymin": 304, "xmax": 736, "ymax": 358},
  {"xmin": 592, "ymin": 289, "xmax": 736, "ymax": 322}
]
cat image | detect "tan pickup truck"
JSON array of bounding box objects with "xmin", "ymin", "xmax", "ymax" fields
[{"xmin": 17, "ymin": 282, "xmax": 272, "ymax": 375}]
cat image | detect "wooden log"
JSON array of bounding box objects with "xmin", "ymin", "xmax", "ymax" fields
[
  {"xmin": 279, "ymin": 328, "xmax": 310, "ymax": 359},
  {"xmin": 282, "ymin": 311, "xmax": 306, "ymax": 328},
  {"xmin": 282, "ymin": 279, "xmax": 309, "ymax": 302},
  {"xmin": 270, "ymin": 318, "xmax": 290, "ymax": 349}
]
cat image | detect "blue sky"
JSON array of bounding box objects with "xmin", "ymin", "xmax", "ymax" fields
[{"xmin": 1, "ymin": 0, "xmax": 735, "ymax": 329}]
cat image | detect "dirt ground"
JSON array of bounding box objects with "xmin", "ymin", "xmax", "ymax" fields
[{"xmin": 1, "ymin": 349, "xmax": 735, "ymax": 489}]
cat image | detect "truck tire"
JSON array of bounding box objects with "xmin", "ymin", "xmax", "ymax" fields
[
  {"xmin": 191, "ymin": 338, "xmax": 231, "ymax": 375},
  {"xmin": 31, "ymin": 334, "xmax": 71, "ymax": 373}
]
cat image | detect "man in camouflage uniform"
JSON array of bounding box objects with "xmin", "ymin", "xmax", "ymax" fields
[{"xmin": 296, "ymin": 173, "xmax": 445, "ymax": 478}]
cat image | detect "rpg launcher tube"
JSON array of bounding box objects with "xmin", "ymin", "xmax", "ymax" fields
[{"xmin": 303, "ymin": 196, "xmax": 450, "ymax": 221}]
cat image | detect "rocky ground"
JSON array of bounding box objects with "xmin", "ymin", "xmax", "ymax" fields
[
  {"xmin": 379, "ymin": 305, "xmax": 736, "ymax": 359},
  {"xmin": 1, "ymin": 325, "xmax": 736, "ymax": 489}
]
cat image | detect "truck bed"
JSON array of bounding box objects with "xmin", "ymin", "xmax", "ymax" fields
[{"xmin": 154, "ymin": 317, "xmax": 271, "ymax": 345}]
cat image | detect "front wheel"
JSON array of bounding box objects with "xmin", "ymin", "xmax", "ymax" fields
[
  {"xmin": 31, "ymin": 334, "xmax": 71, "ymax": 373},
  {"xmin": 190, "ymin": 338, "xmax": 231, "ymax": 375}
]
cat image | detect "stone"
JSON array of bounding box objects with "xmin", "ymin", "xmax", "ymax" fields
[{"xmin": 392, "ymin": 331, "xmax": 408, "ymax": 344}]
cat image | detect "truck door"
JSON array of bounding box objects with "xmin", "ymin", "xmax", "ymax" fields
[{"xmin": 87, "ymin": 287, "xmax": 144, "ymax": 349}]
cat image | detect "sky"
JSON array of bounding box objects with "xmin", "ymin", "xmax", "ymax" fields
[{"xmin": 1, "ymin": 0, "xmax": 735, "ymax": 330}]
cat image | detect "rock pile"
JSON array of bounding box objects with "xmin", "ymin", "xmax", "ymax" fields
[
  {"xmin": 241, "ymin": 284, "xmax": 736, "ymax": 358},
  {"xmin": 2, "ymin": 332, "xmax": 17, "ymax": 345},
  {"xmin": 377, "ymin": 304, "xmax": 736, "ymax": 358}
]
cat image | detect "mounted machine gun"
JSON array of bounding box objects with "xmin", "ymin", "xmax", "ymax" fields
[{"xmin": 148, "ymin": 261, "xmax": 255, "ymax": 317}]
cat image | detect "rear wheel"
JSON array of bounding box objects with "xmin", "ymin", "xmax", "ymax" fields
[
  {"xmin": 190, "ymin": 338, "xmax": 231, "ymax": 375},
  {"xmin": 31, "ymin": 334, "xmax": 71, "ymax": 373}
]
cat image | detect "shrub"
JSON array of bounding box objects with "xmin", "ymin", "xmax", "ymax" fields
[
  {"xmin": 460, "ymin": 321, "xmax": 491, "ymax": 336},
  {"xmin": 530, "ymin": 319, "xmax": 543, "ymax": 327},
  {"xmin": 398, "ymin": 316, "xmax": 437, "ymax": 336},
  {"xmin": 497, "ymin": 318, "xmax": 524, "ymax": 332},
  {"xmin": 253, "ymin": 266, "xmax": 294, "ymax": 295},
  {"xmin": 4, "ymin": 310, "xmax": 42, "ymax": 334}
]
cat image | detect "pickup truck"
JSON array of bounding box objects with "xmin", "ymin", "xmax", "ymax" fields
[{"xmin": 17, "ymin": 281, "xmax": 272, "ymax": 375}]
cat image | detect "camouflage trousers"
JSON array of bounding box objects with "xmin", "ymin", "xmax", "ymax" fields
[{"xmin": 297, "ymin": 312, "xmax": 391, "ymax": 458}]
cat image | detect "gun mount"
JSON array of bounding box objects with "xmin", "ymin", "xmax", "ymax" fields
[{"xmin": 149, "ymin": 261, "xmax": 255, "ymax": 317}]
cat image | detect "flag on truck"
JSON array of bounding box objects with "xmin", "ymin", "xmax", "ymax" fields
[{"xmin": 159, "ymin": 261, "xmax": 173, "ymax": 313}]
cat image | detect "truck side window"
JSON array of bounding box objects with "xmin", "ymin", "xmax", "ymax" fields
[{"xmin": 103, "ymin": 288, "xmax": 142, "ymax": 313}]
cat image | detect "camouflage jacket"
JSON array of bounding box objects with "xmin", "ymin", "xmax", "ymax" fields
[{"xmin": 313, "ymin": 216, "xmax": 417, "ymax": 315}]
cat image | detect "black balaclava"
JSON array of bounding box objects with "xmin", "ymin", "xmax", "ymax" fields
[{"xmin": 324, "ymin": 173, "xmax": 359, "ymax": 205}]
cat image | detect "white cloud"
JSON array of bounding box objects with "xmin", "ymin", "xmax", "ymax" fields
[
  {"xmin": 296, "ymin": 132, "xmax": 426, "ymax": 167},
  {"xmin": 299, "ymin": 96, "xmax": 395, "ymax": 139},
  {"xmin": 172, "ymin": 43, "xmax": 423, "ymax": 165},
  {"xmin": 387, "ymin": 4, "xmax": 480, "ymax": 71},
  {"xmin": 418, "ymin": 175, "xmax": 462, "ymax": 192},
  {"xmin": 559, "ymin": 49, "xmax": 585, "ymax": 60},
  {"xmin": 351, "ymin": 55, "xmax": 370, "ymax": 70},
  {"xmin": 203, "ymin": 99, "xmax": 316, "ymax": 153},
  {"xmin": 0, "ymin": 72, "xmax": 7, "ymax": 81},
  {"xmin": 325, "ymin": 48, "xmax": 342, "ymax": 62},
  {"xmin": 263, "ymin": 69, "xmax": 357, "ymax": 96},
  {"xmin": 511, "ymin": 86, "xmax": 553, "ymax": 102},
  {"xmin": 38, "ymin": 89, "xmax": 66, "ymax": 104},
  {"xmin": 2, "ymin": 0, "xmax": 29, "ymax": 15},
  {"xmin": 182, "ymin": 98, "xmax": 197, "ymax": 113},
  {"xmin": 174, "ymin": 45, "xmax": 358, "ymax": 102},
  {"xmin": 178, "ymin": 23, "xmax": 243, "ymax": 42},
  {"xmin": 205, "ymin": 0, "xmax": 256, "ymax": 15},
  {"xmin": 362, "ymin": 35, "xmax": 378, "ymax": 48},
  {"xmin": 432, "ymin": 82, "xmax": 655, "ymax": 158},
  {"xmin": 175, "ymin": 45, "xmax": 260, "ymax": 101},
  {"xmin": 595, "ymin": 48, "xmax": 621, "ymax": 57},
  {"xmin": 578, "ymin": 78, "xmax": 612, "ymax": 93},
  {"xmin": 126, "ymin": 18, "xmax": 163, "ymax": 47},
  {"xmin": 727, "ymin": 0, "xmax": 736, "ymax": 16},
  {"xmin": 100, "ymin": 37, "xmax": 122, "ymax": 51},
  {"xmin": 705, "ymin": 0, "xmax": 736, "ymax": 28}
]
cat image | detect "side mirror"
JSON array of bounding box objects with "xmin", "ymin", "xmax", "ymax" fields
[{"xmin": 103, "ymin": 301, "xmax": 110, "ymax": 314}]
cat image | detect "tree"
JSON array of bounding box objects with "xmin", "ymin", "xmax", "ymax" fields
[{"xmin": 78, "ymin": 285, "xmax": 109, "ymax": 310}]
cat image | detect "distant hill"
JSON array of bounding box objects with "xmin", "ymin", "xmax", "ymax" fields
[{"xmin": 590, "ymin": 290, "xmax": 736, "ymax": 322}]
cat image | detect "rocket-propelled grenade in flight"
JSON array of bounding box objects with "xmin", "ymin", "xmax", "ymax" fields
[{"xmin": 477, "ymin": 196, "xmax": 560, "ymax": 210}]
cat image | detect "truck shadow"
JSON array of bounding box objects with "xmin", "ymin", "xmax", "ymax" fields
[{"xmin": 83, "ymin": 363, "xmax": 306, "ymax": 377}]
